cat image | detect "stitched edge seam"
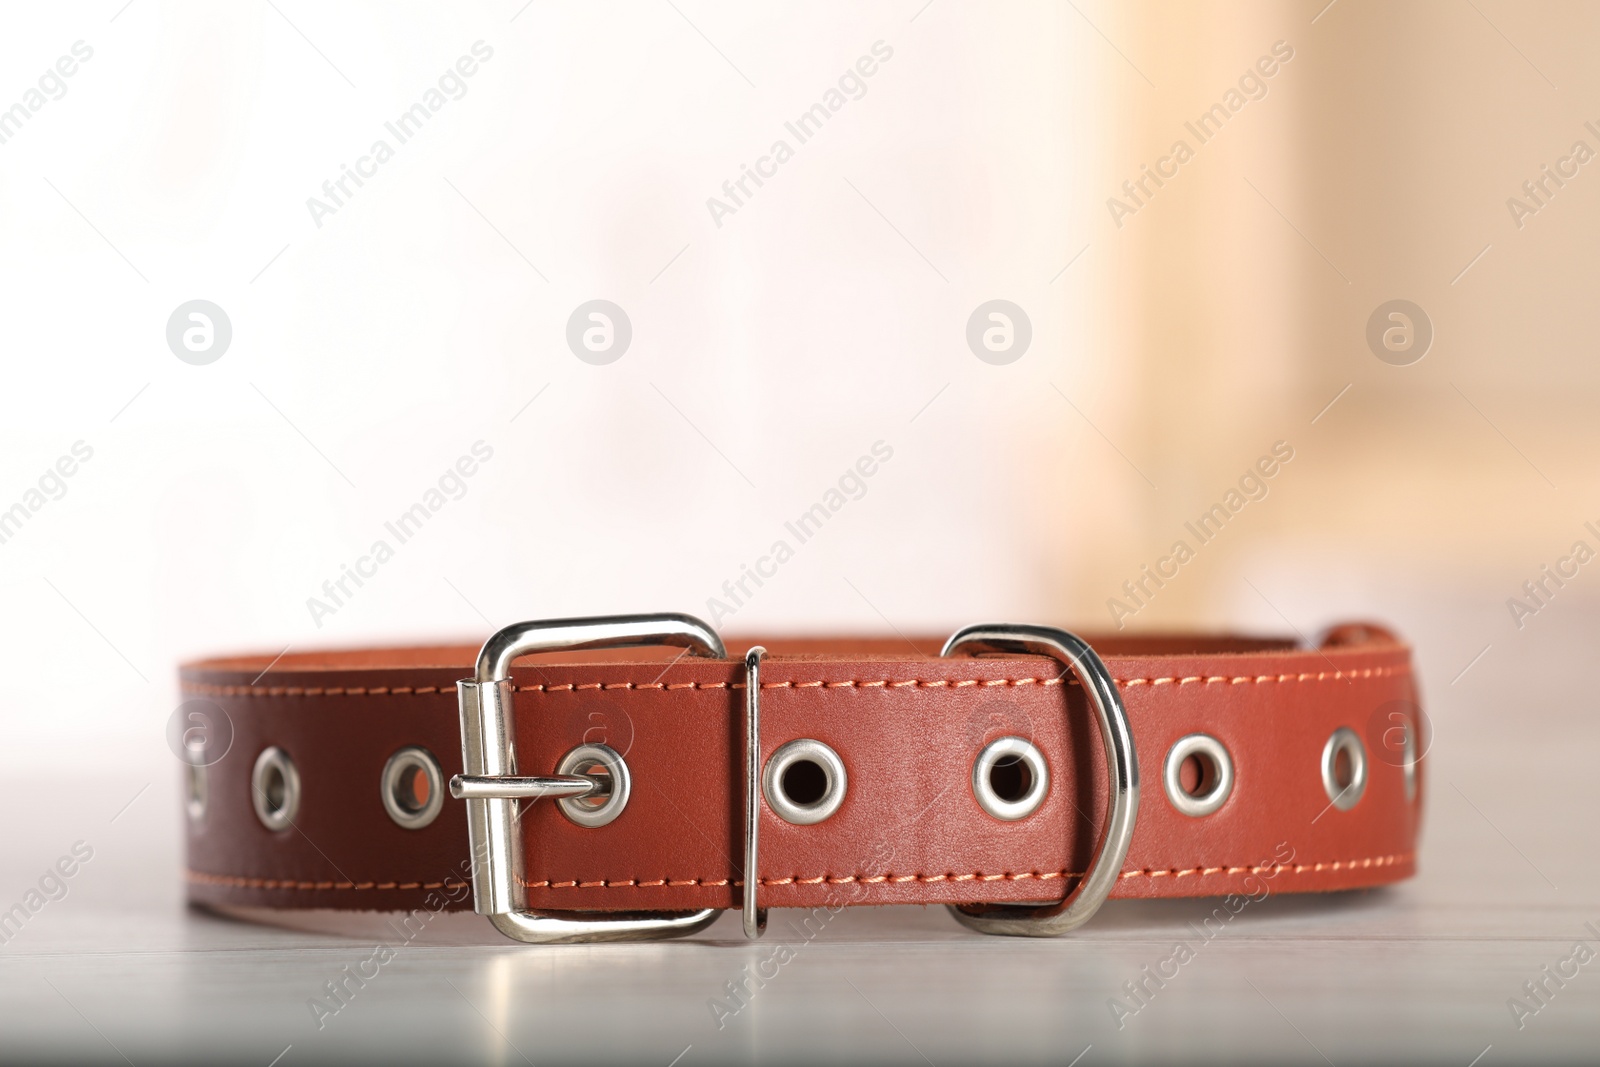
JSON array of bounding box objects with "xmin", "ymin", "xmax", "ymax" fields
[
  {"xmin": 185, "ymin": 852, "xmax": 1411, "ymax": 893},
  {"xmin": 180, "ymin": 664, "xmax": 1410, "ymax": 699},
  {"xmin": 185, "ymin": 871, "xmax": 470, "ymax": 891},
  {"xmin": 517, "ymin": 851, "xmax": 1412, "ymax": 888}
]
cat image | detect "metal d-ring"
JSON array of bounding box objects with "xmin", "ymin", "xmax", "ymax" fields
[
  {"xmin": 743, "ymin": 646, "xmax": 767, "ymax": 940},
  {"xmin": 940, "ymin": 624, "xmax": 1139, "ymax": 937}
]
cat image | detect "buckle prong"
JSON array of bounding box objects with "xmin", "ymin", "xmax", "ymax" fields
[{"xmin": 448, "ymin": 774, "xmax": 606, "ymax": 801}]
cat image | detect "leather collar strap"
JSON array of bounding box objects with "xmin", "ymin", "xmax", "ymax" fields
[{"xmin": 179, "ymin": 622, "xmax": 1422, "ymax": 933}]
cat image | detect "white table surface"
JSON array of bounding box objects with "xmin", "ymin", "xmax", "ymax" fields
[{"xmin": 2, "ymin": 613, "xmax": 1596, "ymax": 1066}]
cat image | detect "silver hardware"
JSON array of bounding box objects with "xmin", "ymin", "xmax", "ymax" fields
[
  {"xmin": 940, "ymin": 624, "xmax": 1139, "ymax": 937},
  {"xmin": 449, "ymin": 775, "xmax": 602, "ymax": 800},
  {"xmin": 971, "ymin": 736, "xmax": 1049, "ymax": 821},
  {"xmin": 455, "ymin": 613, "xmax": 724, "ymax": 944},
  {"xmin": 185, "ymin": 761, "xmax": 207, "ymax": 824},
  {"xmin": 1402, "ymin": 716, "xmax": 1418, "ymax": 804},
  {"xmin": 742, "ymin": 646, "xmax": 767, "ymax": 940},
  {"xmin": 762, "ymin": 738, "xmax": 847, "ymax": 826},
  {"xmin": 381, "ymin": 746, "xmax": 446, "ymax": 830},
  {"xmin": 554, "ymin": 743, "xmax": 631, "ymax": 828},
  {"xmin": 1162, "ymin": 733, "xmax": 1234, "ymax": 818},
  {"xmin": 1321, "ymin": 726, "xmax": 1367, "ymax": 810},
  {"xmin": 251, "ymin": 746, "xmax": 301, "ymax": 832}
]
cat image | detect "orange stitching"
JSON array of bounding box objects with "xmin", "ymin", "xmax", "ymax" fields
[
  {"xmin": 186, "ymin": 870, "xmax": 469, "ymax": 892},
  {"xmin": 179, "ymin": 664, "xmax": 1409, "ymax": 699},
  {"xmin": 1116, "ymin": 852, "xmax": 1412, "ymax": 879},
  {"xmin": 500, "ymin": 852, "xmax": 1413, "ymax": 890},
  {"xmin": 178, "ymin": 683, "xmax": 461, "ymax": 697},
  {"xmin": 184, "ymin": 857, "xmax": 1414, "ymax": 895}
]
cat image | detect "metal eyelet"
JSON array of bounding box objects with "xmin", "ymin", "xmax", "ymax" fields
[
  {"xmin": 1401, "ymin": 718, "xmax": 1419, "ymax": 804},
  {"xmin": 381, "ymin": 746, "xmax": 446, "ymax": 830},
  {"xmin": 185, "ymin": 761, "xmax": 208, "ymax": 824},
  {"xmin": 972, "ymin": 737, "xmax": 1049, "ymax": 821},
  {"xmin": 1162, "ymin": 734, "xmax": 1234, "ymax": 817},
  {"xmin": 1321, "ymin": 727, "xmax": 1368, "ymax": 811},
  {"xmin": 252, "ymin": 747, "xmax": 301, "ymax": 831},
  {"xmin": 762, "ymin": 739, "xmax": 847, "ymax": 825},
  {"xmin": 555, "ymin": 744, "xmax": 631, "ymax": 828}
]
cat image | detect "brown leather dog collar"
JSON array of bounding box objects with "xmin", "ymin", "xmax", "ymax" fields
[{"xmin": 178, "ymin": 615, "xmax": 1423, "ymax": 942}]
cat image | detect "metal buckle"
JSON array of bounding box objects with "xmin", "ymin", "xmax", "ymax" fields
[
  {"xmin": 940, "ymin": 624, "xmax": 1140, "ymax": 936},
  {"xmin": 451, "ymin": 613, "xmax": 726, "ymax": 944}
]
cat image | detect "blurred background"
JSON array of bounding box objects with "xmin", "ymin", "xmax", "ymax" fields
[{"xmin": 0, "ymin": 0, "xmax": 1592, "ymax": 772}]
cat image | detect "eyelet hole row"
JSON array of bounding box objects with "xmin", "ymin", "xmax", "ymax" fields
[
  {"xmin": 244, "ymin": 743, "xmax": 627, "ymax": 833},
  {"xmin": 238, "ymin": 726, "xmax": 1383, "ymax": 834}
]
